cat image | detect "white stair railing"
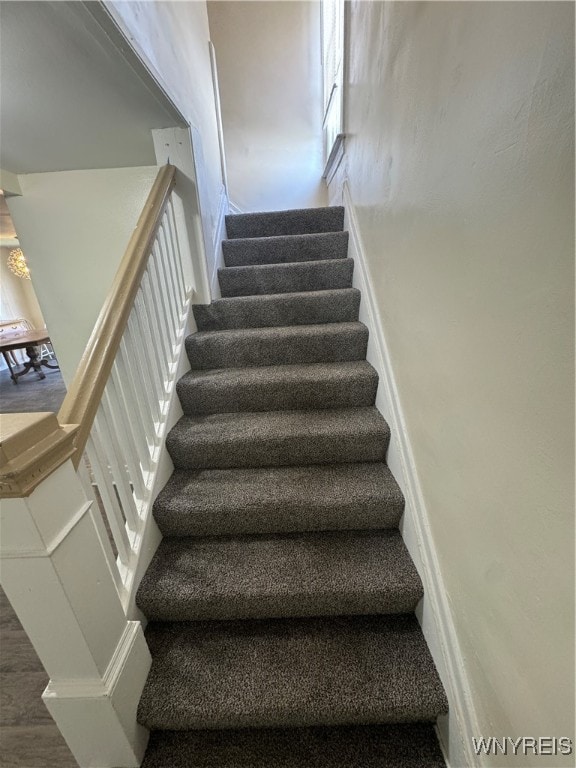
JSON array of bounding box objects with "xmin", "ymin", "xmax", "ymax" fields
[
  {"xmin": 0, "ymin": 164, "xmax": 196, "ymax": 768},
  {"xmin": 71, "ymin": 190, "xmax": 192, "ymax": 606}
]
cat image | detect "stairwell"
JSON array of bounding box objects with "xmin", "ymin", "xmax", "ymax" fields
[{"xmin": 136, "ymin": 206, "xmax": 448, "ymax": 766}]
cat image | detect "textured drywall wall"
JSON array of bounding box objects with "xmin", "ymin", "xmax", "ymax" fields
[
  {"xmin": 7, "ymin": 167, "xmax": 158, "ymax": 385},
  {"xmin": 0, "ymin": 2, "xmax": 180, "ymax": 174},
  {"xmin": 107, "ymin": 1, "xmax": 224, "ymax": 243},
  {"xmin": 331, "ymin": 1, "xmax": 574, "ymax": 763},
  {"xmin": 207, "ymin": 1, "xmax": 326, "ymax": 212}
]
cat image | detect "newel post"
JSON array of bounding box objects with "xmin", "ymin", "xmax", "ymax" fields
[{"xmin": 0, "ymin": 413, "xmax": 151, "ymax": 768}]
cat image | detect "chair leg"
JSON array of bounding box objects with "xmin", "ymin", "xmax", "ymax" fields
[{"xmin": 2, "ymin": 352, "xmax": 18, "ymax": 384}]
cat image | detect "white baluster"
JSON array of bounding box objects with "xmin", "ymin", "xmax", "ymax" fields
[
  {"xmin": 169, "ymin": 186, "xmax": 196, "ymax": 297},
  {"xmin": 95, "ymin": 403, "xmax": 140, "ymax": 535},
  {"xmin": 132, "ymin": 293, "xmax": 164, "ymax": 409},
  {"xmin": 142, "ymin": 264, "xmax": 172, "ymax": 372},
  {"xmin": 149, "ymin": 242, "xmax": 177, "ymax": 357},
  {"xmin": 126, "ymin": 312, "xmax": 162, "ymax": 428},
  {"xmin": 141, "ymin": 271, "xmax": 169, "ymax": 387},
  {"xmin": 103, "ymin": 378, "xmax": 146, "ymax": 504},
  {"xmin": 166, "ymin": 199, "xmax": 187, "ymax": 308},
  {"xmin": 114, "ymin": 348, "xmax": 155, "ymax": 467},
  {"xmin": 155, "ymin": 227, "xmax": 179, "ymax": 343},
  {"xmin": 160, "ymin": 216, "xmax": 184, "ymax": 315},
  {"xmin": 76, "ymin": 454, "xmax": 124, "ymax": 595},
  {"xmin": 86, "ymin": 433, "xmax": 131, "ymax": 567}
]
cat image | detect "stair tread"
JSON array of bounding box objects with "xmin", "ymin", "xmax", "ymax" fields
[
  {"xmin": 138, "ymin": 613, "xmax": 448, "ymax": 730},
  {"xmin": 153, "ymin": 462, "xmax": 404, "ymax": 537},
  {"xmin": 142, "ymin": 723, "xmax": 446, "ymax": 767},
  {"xmin": 193, "ymin": 288, "xmax": 361, "ymax": 331},
  {"xmin": 225, "ymin": 206, "xmax": 344, "ymax": 239},
  {"xmin": 185, "ymin": 321, "xmax": 369, "ymax": 370},
  {"xmin": 166, "ymin": 406, "xmax": 389, "ymax": 469},
  {"xmin": 219, "ymin": 258, "xmax": 354, "ymax": 296},
  {"xmin": 176, "ymin": 360, "xmax": 378, "ymax": 414},
  {"xmin": 222, "ymin": 231, "xmax": 349, "ymax": 267},
  {"xmin": 136, "ymin": 529, "xmax": 423, "ymax": 621}
]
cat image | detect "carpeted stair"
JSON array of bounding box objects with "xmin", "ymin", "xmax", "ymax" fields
[{"xmin": 137, "ymin": 205, "xmax": 448, "ymax": 766}]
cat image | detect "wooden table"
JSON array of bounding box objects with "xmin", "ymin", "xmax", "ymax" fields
[{"xmin": 0, "ymin": 330, "xmax": 60, "ymax": 384}]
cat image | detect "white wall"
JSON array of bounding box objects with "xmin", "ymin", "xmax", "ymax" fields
[
  {"xmin": 106, "ymin": 1, "xmax": 225, "ymax": 244},
  {"xmin": 207, "ymin": 1, "xmax": 326, "ymax": 212},
  {"xmin": 330, "ymin": 2, "xmax": 574, "ymax": 764},
  {"xmin": 7, "ymin": 167, "xmax": 158, "ymax": 385},
  {"xmin": 0, "ymin": 2, "xmax": 181, "ymax": 174}
]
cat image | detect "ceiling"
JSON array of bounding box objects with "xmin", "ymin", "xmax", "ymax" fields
[{"xmin": 0, "ymin": 1, "xmax": 185, "ymax": 174}]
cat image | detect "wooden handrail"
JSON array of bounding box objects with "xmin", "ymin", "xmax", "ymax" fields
[{"xmin": 58, "ymin": 163, "xmax": 177, "ymax": 468}]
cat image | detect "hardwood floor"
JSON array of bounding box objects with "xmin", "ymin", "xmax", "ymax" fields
[{"xmin": 0, "ymin": 587, "xmax": 78, "ymax": 767}]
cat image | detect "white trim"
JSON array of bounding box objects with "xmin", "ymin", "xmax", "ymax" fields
[
  {"xmin": 210, "ymin": 186, "xmax": 229, "ymax": 299},
  {"xmin": 209, "ymin": 41, "xmax": 229, "ymax": 196},
  {"xmin": 42, "ymin": 620, "xmax": 150, "ymax": 767},
  {"xmin": 43, "ymin": 621, "xmax": 143, "ymax": 699},
  {"xmin": 228, "ymin": 200, "xmax": 243, "ymax": 216},
  {"xmin": 1, "ymin": 501, "xmax": 92, "ymax": 559},
  {"xmin": 343, "ymin": 180, "xmax": 480, "ymax": 768},
  {"xmin": 322, "ymin": 133, "xmax": 346, "ymax": 183}
]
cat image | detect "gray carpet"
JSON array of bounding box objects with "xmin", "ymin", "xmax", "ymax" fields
[
  {"xmin": 138, "ymin": 205, "xmax": 446, "ymax": 765},
  {"xmin": 193, "ymin": 287, "xmax": 361, "ymax": 331},
  {"xmin": 138, "ymin": 614, "xmax": 447, "ymax": 731},
  {"xmin": 166, "ymin": 407, "xmax": 389, "ymax": 470},
  {"xmin": 185, "ymin": 322, "xmax": 369, "ymax": 370},
  {"xmin": 218, "ymin": 257, "xmax": 354, "ymax": 297},
  {"xmin": 152, "ymin": 463, "xmax": 405, "ymax": 537},
  {"xmin": 0, "ymin": 365, "xmax": 66, "ymax": 414},
  {"xmin": 224, "ymin": 206, "xmax": 345, "ymax": 239},
  {"xmin": 176, "ymin": 360, "xmax": 378, "ymax": 415},
  {"xmin": 222, "ymin": 231, "xmax": 349, "ymax": 267},
  {"xmin": 137, "ymin": 530, "xmax": 423, "ymax": 621}
]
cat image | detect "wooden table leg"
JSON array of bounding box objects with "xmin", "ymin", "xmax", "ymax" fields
[{"xmin": 12, "ymin": 346, "xmax": 46, "ymax": 382}]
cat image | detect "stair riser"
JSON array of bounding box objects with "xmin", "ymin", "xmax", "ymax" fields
[
  {"xmin": 225, "ymin": 206, "xmax": 344, "ymax": 239},
  {"xmin": 142, "ymin": 724, "xmax": 447, "ymax": 768},
  {"xmin": 222, "ymin": 231, "xmax": 349, "ymax": 267},
  {"xmin": 138, "ymin": 586, "xmax": 423, "ymax": 623},
  {"xmin": 176, "ymin": 374, "xmax": 378, "ymax": 415},
  {"xmin": 193, "ymin": 290, "xmax": 361, "ymax": 331},
  {"xmin": 218, "ymin": 259, "xmax": 354, "ymax": 298},
  {"xmin": 142, "ymin": 710, "xmax": 441, "ymax": 734},
  {"xmin": 154, "ymin": 500, "xmax": 403, "ymax": 538},
  {"xmin": 186, "ymin": 325, "xmax": 368, "ymax": 370},
  {"xmin": 166, "ymin": 430, "xmax": 389, "ymax": 470}
]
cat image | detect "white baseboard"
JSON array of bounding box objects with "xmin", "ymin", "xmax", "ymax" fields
[
  {"xmin": 228, "ymin": 199, "xmax": 243, "ymax": 216},
  {"xmin": 210, "ymin": 187, "xmax": 230, "ymax": 300},
  {"xmin": 43, "ymin": 621, "xmax": 150, "ymax": 767},
  {"xmin": 342, "ymin": 181, "xmax": 480, "ymax": 768}
]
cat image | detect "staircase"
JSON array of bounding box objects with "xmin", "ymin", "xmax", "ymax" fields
[{"xmin": 136, "ymin": 206, "xmax": 448, "ymax": 766}]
